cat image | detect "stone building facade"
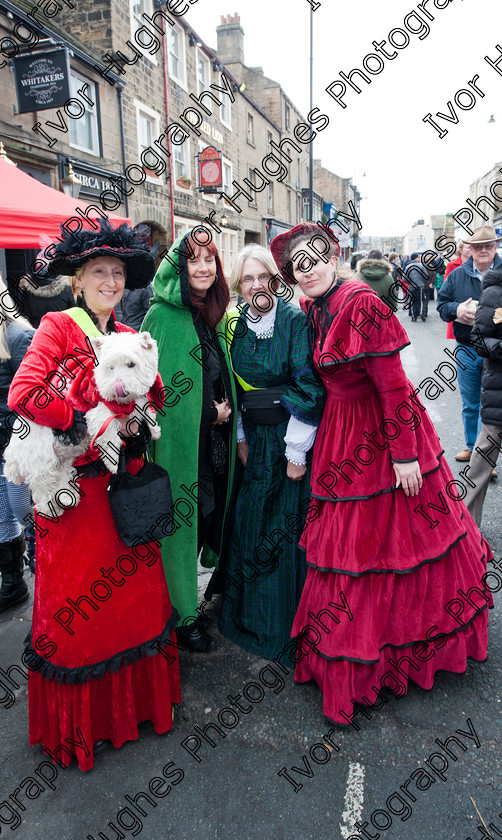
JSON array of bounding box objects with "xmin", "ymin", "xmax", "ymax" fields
[
  {"xmin": 313, "ymin": 158, "xmax": 362, "ymax": 250},
  {"xmin": 468, "ymin": 162, "xmax": 502, "ymax": 236},
  {"xmin": 167, "ymin": 11, "xmax": 316, "ymax": 272},
  {"xmin": 313, "ymin": 159, "xmax": 352, "ymax": 213},
  {"xmin": 0, "ymin": 2, "xmax": 325, "ymax": 281},
  {"xmin": 0, "ymin": 0, "xmax": 132, "ymax": 279}
]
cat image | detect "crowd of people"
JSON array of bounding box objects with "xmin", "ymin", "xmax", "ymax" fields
[{"xmin": 1, "ymin": 217, "xmax": 499, "ymax": 770}]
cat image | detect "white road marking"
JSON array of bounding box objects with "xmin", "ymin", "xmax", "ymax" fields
[{"xmin": 339, "ymin": 762, "xmax": 365, "ymax": 838}]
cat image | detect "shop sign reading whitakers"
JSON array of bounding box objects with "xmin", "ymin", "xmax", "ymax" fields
[{"xmin": 14, "ymin": 48, "xmax": 71, "ymax": 114}]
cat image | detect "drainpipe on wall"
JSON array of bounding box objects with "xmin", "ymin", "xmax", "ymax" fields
[
  {"xmin": 116, "ymin": 84, "xmax": 129, "ymax": 218},
  {"xmin": 159, "ymin": 13, "xmax": 175, "ymax": 243}
]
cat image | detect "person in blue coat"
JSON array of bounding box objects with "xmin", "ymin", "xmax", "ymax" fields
[
  {"xmin": 437, "ymin": 225, "xmax": 502, "ymax": 463},
  {"xmin": 0, "ymin": 277, "xmax": 34, "ymax": 609}
]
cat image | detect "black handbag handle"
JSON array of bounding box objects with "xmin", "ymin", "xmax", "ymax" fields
[
  {"xmin": 116, "ymin": 445, "xmax": 127, "ymax": 474},
  {"xmin": 116, "ymin": 438, "xmax": 153, "ymax": 474}
]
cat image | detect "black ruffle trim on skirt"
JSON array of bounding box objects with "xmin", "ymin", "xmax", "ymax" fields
[
  {"xmin": 23, "ymin": 607, "xmax": 180, "ymax": 685},
  {"xmin": 307, "ymin": 528, "xmax": 476, "ymax": 577},
  {"xmin": 312, "ymin": 456, "xmax": 443, "ymax": 503},
  {"xmin": 298, "ymin": 603, "xmax": 491, "ymax": 665}
]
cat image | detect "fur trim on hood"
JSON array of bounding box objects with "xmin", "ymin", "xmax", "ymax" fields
[
  {"xmin": 357, "ymin": 258, "xmax": 392, "ymax": 280},
  {"xmin": 19, "ymin": 275, "xmax": 70, "ymax": 298}
]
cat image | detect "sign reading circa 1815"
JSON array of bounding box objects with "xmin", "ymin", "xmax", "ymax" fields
[{"xmin": 14, "ymin": 48, "xmax": 71, "ymax": 114}]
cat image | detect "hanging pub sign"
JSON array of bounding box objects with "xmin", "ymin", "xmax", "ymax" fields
[
  {"xmin": 198, "ymin": 146, "xmax": 223, "ymax": 193},
  {"xmin": 14, "ymin": 48, "xmax": 71, "ymax": 114}
]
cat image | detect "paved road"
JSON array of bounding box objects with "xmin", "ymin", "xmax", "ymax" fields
[{"xmin": 1, "ymin": 302, "xmax": 500, "ymax": 840}]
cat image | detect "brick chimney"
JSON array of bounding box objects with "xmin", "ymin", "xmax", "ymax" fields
[{"xmin": 216, "ymin": 13, "xmax": 244, "ymax": 65}]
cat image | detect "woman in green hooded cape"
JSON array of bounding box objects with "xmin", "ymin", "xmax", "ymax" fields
[{"xmin": 142, "ymin": 230, "xmax": 237, "ymax": 651}]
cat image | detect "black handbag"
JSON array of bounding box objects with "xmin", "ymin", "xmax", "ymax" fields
[
  {"xmin": 107, "ymin": 444, "xmax": 173, "ymax": 546},
  {"xmin": 240, "ymin": 386, "xmax": 289, "ymax": 425}
]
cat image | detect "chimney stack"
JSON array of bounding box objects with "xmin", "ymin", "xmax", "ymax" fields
[{"xmin": 216, "ymin": 13, "xmax": 245, "ymax": 65}]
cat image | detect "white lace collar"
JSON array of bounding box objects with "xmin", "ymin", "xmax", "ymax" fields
[{"xmin": 245, "ymin": 296, "xmax": 278, "ymax": 339}]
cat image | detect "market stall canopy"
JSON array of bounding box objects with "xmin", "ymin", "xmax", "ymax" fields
[{"xmin": 0, "ymin": 158, "xmax": 130, "ymax": 249}]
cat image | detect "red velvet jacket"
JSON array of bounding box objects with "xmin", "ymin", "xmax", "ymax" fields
[{"xmin": 8, "ymin": 311, "xmax": 164, "ymax": 461}]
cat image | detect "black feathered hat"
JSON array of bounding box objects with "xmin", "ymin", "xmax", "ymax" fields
[{"xmin": 39, "ymin": 218, "xmax": 156, "ymax": 289}]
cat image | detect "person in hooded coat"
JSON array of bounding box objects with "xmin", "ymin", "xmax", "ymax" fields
[
  {"xmin": 17, "ymin": 273, "xmax": 75, "ymax": 329},
  {"xmin": 142, "ymin": 230, "xmax": 237, "ymax": 652},
  {"xmin": 356, "ymin": 256, "xmax": 397, "ymax": 310}
]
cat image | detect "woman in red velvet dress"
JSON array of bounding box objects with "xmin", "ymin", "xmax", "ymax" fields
[
  {"xmin": 270, "ymin": 223, "xmax": 492, "ymax": 725},
  {"xmin": 8, "ymin": 220, "xmax": 181, "ymax": 770}
]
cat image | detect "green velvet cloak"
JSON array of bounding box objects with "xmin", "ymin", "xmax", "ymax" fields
[{"xmin": 141, "ymin": 233, "xmax": 237, "ymax": 624}]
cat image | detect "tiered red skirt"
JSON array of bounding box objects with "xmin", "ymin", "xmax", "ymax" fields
[
  {"xmin": 291, "ymin": 384, "xmax": 492, "ymax": 724},
  {"xmin": 26, "ymin": 465, "xmax": 181, "ymax": 771}
]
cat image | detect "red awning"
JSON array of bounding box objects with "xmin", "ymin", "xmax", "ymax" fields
[{"xmin": 0, "ymin": 158, "xmax": 130, "ymax": 249}]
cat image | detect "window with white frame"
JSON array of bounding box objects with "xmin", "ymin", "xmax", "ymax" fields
[
  {"xmin": 174, "ymin": 219, "xmax": 190, "ymax": 239},
  {"xmin": 130, "ymin": 0, "xmax": 156, "ymax": 63},
  {"xmin": 247, "ymin": 113, "xmax": 254, "ymax": 145},
  {"xmin": 173, "ymin": 140, "xmax": 190, "ymax": 185},
  {"xmin": 267, "ymin": 131, "xmax": 273, "ymax": 153},
  {"xmin": 168, "ymin": 24, "xmax": 186, "ymax": 87},
  {"xmin": 220, "ymin": 230, "xmax": 238, "ymax": 275},
  {"xmin": 131, "ymin": 0, "xmax": 149, "ymax": 28},
  {"xmin": 268, "ymin": 183, "xmax": 274, "ymax": 213},
  {"xmin": 248, "ymin": 168, "xmax": 257, "ymax": 205},
  {"xmin": 222, "ymin": 158, "xmax": 232, "ymax": 197},
  {"xmin": 285, "ymin": 103, "xmax": 290, "ymax": 130},
  {"xmin": 68, "ymin": 71, "xmax": 100, "ymax": 156},
  {"xmin": 135, "ymin": 101, "xmax": 161, "ymax": 181},
  {"xmin": 220, "ymin": 88, "xmax": 231, "ymax": 128},
  {"xmin": 196, "ymin": 49, "xmax": 210, "ymax": 95}
]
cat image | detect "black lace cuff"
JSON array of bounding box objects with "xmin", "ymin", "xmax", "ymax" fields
[{"xmin": 52, "ymin": 410, "xmax": 88, "ymax": 445}]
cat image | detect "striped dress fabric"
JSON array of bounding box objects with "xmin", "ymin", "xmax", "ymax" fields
[{"xmin": 218, "ymin": 298, "xmax": 324, "ymax": 662}]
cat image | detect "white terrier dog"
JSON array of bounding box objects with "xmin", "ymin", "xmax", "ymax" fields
[{"xmin": 4, "ymin": 331, "xmax": 161, "ymax": 517}]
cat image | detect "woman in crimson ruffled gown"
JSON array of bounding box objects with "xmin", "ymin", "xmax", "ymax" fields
[
  {"xmin": 270, "ymin": 223, "xmax": 492, "ymax": 725},
  {"xmin": 8, "ymin": 220, "xmax": 181, "ymax": 770}
]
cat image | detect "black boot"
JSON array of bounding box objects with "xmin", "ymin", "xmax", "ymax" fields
[
  {"xmin": 176, "ymin": 618, "xmax": 217, "ymax": 652},
  {"xmin": 0, "ymin": 534, "xmax": 29, "ymax": 611}
]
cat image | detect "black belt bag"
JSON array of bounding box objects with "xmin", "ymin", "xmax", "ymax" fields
[{"xmin": 240, "ymin": 386, "xmax": 289, "ymax": 425}]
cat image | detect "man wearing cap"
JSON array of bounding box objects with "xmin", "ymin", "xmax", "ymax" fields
[{"xmin": 438, "ymin": 225, "xmax": 502, "ymax": 463}]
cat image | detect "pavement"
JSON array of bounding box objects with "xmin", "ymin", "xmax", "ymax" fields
[{"xmin": 0, "ymin": 302, "xmax": 500, "ymax": 840}]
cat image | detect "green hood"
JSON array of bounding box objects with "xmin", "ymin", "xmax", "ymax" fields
[
  {"xmin": 151, "ymin": 232, "xmax": 226, "ymax": 309},
  {"xmin": 141, "ymin": 231, "xmax": 237, "ymax": 624}
]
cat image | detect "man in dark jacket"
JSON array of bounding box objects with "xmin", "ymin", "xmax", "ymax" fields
[
  {"xmin": 114, "ymin": 284, "xmax": 153, "ymax": 330},
  {"xmin": 437, "ymin": 225, "xmax": 502, "ymax": 461},
  {"xmin": 464, "ymin": 266, "xmax": 502, "ymax": 525},
  {"xmin": 405, "ymin": 252, "xmax": 430, "ymax": 321}
]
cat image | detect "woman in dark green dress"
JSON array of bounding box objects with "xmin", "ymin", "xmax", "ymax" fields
[{"xmin": 218, "ymin": 244, "xmax": 324, "ymax": 662}]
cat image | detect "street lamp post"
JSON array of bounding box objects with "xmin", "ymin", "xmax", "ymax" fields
[{"xmin": 309, "ymin": 4, "xmax": 313, "ymax": 222}]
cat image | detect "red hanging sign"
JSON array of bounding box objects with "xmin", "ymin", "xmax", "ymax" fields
[{"xmin": 198, "ymin": 146, "xmax": 223, "ymax": 192}]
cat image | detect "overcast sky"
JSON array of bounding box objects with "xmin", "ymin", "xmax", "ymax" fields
[{"xmin": 188, "ymin": 0, "xmax": 502, "ymax": 236}]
